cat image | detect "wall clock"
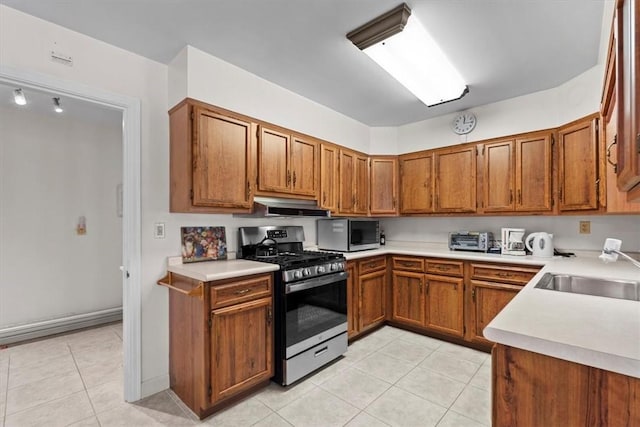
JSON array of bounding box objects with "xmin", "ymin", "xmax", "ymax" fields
[{"xmin": 452, "ymin": 112, "xmax": 477, "ymax": 135}]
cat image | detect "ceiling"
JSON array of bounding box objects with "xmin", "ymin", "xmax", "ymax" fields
[{"xmin": 1, "ymin": 1, "xmax": 607, "ymax": 126}]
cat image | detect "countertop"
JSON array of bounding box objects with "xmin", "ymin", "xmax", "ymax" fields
[{"xmin": 164, "ymin": 244, "xmax": 640, "ymax": 378}]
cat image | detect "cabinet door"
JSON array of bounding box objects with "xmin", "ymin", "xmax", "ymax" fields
[
  {"xmin": 482, "ymin": 140, "xmax": 514, "ymax": 212},
  {"xmin": 434, "ymin": 147, "xmax": 477, "ymax": 212},
  {"xmin": 258, "ymin": 127, "xmax": 290, "ymax": 193},
  {"xmin": 399, "ymin": 153, "xmax": 433, "ymax": 213},
  {"xmin": 346, "ymin": 261, "xmax": 359, "ymax": 338},
  {"xmin": 359, "ymin": 270, "xmax": 386, "ymax": 332},
  {"xmin": 558, "ymin": 118, "xmax": 599, "ymax": 211},
  {"xmin": 468, "ymin": 280, "xmax": 521, "ymax": 345},
  {"xmin": 290, "ymin": 136, "xmax": 317, "ymax": 196},
  {"xmin": 425, "ymin": 275, "xmax": 464, "ymax": 337},
  {"xmin": 210, "ymin": 297, "xmax": 273, "ymax": 403},
  {"xmin": 193, "ymin": 108, "xmax": 252, "ymax": 209},
  {"xmin": 515, "ymin": 134, "xmax": 552, "ymax": 211},
  {"xmin": 319, "ymin": 144, "xmax": 338, "ymax": 211},
  {"xmin": 354, "ymin": 155, "xmax": 370, "ymax": 215},
  {"xmin": 370, "ymin": 157, "xmax": 398, "ymax": 215},
  {"xmin": 391, "ymin": 271, "xmax": 424, "ymax": 328},
  {"xmin": 338, "ymin": 149, "xmax": 355, "ymax": 214}
]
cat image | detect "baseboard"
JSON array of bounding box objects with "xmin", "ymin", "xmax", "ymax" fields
[
  {"xmin": 140, "ymin": 374, "xmax": 170, "ymax": 400},
  {"xmin": 0, "ymin": 307, "xmax": 123, "ymax": 345}
]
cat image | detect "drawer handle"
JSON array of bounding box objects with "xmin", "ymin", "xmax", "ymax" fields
[
  {"xmin": 234, "ymin": 288, "xmax": 252, "ymax": 295},
  {"xmin": 314, "ymin": 346, "xmax": 329, "ymax": 357},
  {"xmin": 368, "ymin": 262, "xmax": 377, "ymax": 268},
  {"xmin": 497, "ymin": 272, "xmax": 513, "ymax": 278},
  {"xmin": 437, "ymin": 266, "xmax": 450, "ymax": 271}
]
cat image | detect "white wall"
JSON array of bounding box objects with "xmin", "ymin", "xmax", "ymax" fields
[
  {"xmin": 381, "ymin": 216, "xmax": 640, "ymax": 252},
  {"xmin": 0, "ymin": 105, "xmax": 123, "ymax": 327}
]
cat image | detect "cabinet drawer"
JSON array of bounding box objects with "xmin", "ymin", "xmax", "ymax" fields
[
  {"xmin": 425, "ymin": 259, "xmax": 464, "ymax": 277},
  {"xmin": 358, "ymin": 256, "xmax": 387, "ymax": 275},
  {"xmin": 392, "ymin": 256, "xmax": 425, "ymax": 272},
  {"xmin": 470, "ymin": 263, "xmax": 540, "ymax": 285},
  {"xmin": 211, "ymin": 274, "xmax": 273, "ymax": 309}
]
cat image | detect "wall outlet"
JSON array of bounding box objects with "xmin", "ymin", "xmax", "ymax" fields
[
  {"xmin": 579, "ymin": 221, "xmax": 591, "ymax": 234},
  {"xmin": 154, "ymin": 223, "xmax": 165, "ymax": 239}
]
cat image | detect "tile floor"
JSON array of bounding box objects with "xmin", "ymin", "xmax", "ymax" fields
[{"xmin": 0, "ymin": 324, "xmax": 492, "ymax": 426}]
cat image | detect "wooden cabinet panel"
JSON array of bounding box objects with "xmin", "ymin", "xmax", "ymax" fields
[
  {"xmin": 290, "ymin": 136, "xmax": 317, "ymax": 196},
  {"xmin": 469, "ymin": 263, "xmax": 539, "ymax": 285},
  {"xmin": 346, "ymin": 261, "xmax": 358, "ymax": 338},
  {"xmin": 319, "ymin": 144, "xmax": 338, "ymax": 211},
  {"xmin": 192, "ymin": 107, "xmax": 253, "ymax": 209},
  {"xmin": 210, "ymin": 275, "xmax": 272, "ymax": 309},
  {"xmin": 258, "ymin": 127, "xmax": 290, "ymax": 194},
  {"xmin": 391, "ymin": 271, "xmax": 424, "ymax": 327},
  {"xmin": 399, "ymin": 152, "xmax": 433, "ymax": 213},
  {"xmin": 358, "ymin": 256, "xmax": 387, "ymax": 275},
  {"xmin": 338, "ymin": 149, "xmax": 355, "ymax": 214},
  {"xmin": 468, "ymin": 280, "xmax": 521, "ymax": 345},
  {"xmin": 392, "ymin": 256, "xmax": 424, "ymax": 272},
  {"xmin": 425, "ymin": 259, "xmax": 463, "ymax": 277},
  {"xmin": 483, "ymin": 140, "xmax": 514, "ymax": 212},
  {"xmin": 435, "ymin": 147, "xmax": 477, "ymax": 212},
  {"xmin": 425, "ymin": 274, "xmax": 464, "ymax": 337},
  {"xmin": 515, "ymin": 134, "xmax": 552, "ymax": 211},
  {"xmin": 370, "ymin": 157, "xmax": 398, "ymax": 215},
  {"xmin": 210, "ymin": 297, "xmax": 273, "ymax": 402},
  {"xmin": 354, "ymin": 155, "xmax": 370, "ymax": 215},
  {"xmin": 359, "ymin": 270, "xmax": 386, "ymax": 332},
  {"xmin": 558, "ymin": 117, "xmax": 599, "ymax": 211}
]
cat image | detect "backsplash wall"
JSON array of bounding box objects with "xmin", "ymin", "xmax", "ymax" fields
[{"xmin": 380, "ymin": 216, "xmax": 640, "ymax": 252}]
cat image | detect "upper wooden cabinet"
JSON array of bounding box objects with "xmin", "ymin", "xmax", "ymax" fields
[
  {"xmin": 370, "ymin": 157, "xmax": 399, "ymax": 216},
  {"xmin": 434, "ymin": 145, "xmax": 477, "ymax": 213},
  {"xmin": 319, "ymin": 144, "xmax": 339, "ymax": 211},
  {"xmin": 481, "ymin": 134, "xmax": 552, "ymax": 213},
  {"xmin": 338, "ymin": 148, "xmax": 369, "ymax": 216},
  {"xmin": 257, "ymin": 126, "xmax": 317, "ymax": 197},
  {"xmin": 169, "ymin": 100, "xmax": 256, "ymax": 213},
  {"xmin": 615, "ymin": 0, "xmax": 640, "ymax": 198},
  {"xmin": 558, "ymin": 117, "xmax": 599, "ymax": 211},
  {"xmin": 399, "ymin": 152, "xmax": 434, "ymax": 214}
]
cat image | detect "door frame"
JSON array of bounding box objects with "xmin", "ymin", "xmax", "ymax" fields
[{"xmin": 0, "ymin": 65, "xmax": 142, "ymax": 402}]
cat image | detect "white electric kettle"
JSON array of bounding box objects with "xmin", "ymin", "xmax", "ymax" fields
[
  {"xmin": 524, "ymin": 231, "xmax": 553, "ymax": 258},
  {"xmin": 525, "ymin": 232, "xmax": 554, "ymax": 257}
]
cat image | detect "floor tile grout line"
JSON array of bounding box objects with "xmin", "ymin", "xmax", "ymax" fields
[
  {"xmin": 2, "ymin": 355, "xmax": 9, "ymax": 426},
  {"xmin": 68, "ymin": 342, "xmax": 99, "ymax": 420}
]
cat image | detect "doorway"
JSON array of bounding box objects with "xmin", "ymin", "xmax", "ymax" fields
[{"xmin": 0, "ymin": 66, "xmax": 141, "ymax": 402}]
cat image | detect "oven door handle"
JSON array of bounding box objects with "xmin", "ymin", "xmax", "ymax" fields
[{"xmin": 285, "ymin": 271, "xmax": 348, "ymax": 294}]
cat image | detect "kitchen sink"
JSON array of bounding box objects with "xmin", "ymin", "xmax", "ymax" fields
[{"xmin": 534, "ymin": 273, "xmax": 640, "ymax": 301}]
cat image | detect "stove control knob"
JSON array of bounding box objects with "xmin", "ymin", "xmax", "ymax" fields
[
  {"xmin": 294, "ymin": 270, "xmax": 303, "ymax": 279},
  {"xmin": 303, "ymin": 268, "xmax": 311, "ymax": 276},
  {"xmin": 317, "ymin": 265, "xmax": 326, "ymax": 274}
]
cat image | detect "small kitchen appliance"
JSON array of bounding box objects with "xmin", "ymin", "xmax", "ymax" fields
[
  {"xmin": 239, "ymin": 226, "xmax": 348, "ymax": 386},
  {"xmin": 317, "ymin": 218, "xmax": 380, "ymax": 252},
  {"xmin": 448, "ymin": 231, "xmax": 493, "ymax": 252},
  {"xmin": 501, "ymin": 228, "xmax": 526, "ymax": 256},
  {"xmin": 525, "ymin": 232, "xmax": 554, "ymax": 257}
]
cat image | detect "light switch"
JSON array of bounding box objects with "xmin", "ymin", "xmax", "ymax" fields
[
  {"xmin": 579, "ymin": 221, "xmax": 591, "ymax": 234},
  {"xmin": 154, "ymin": 223, "xmax": 165, "ymax": 239}
]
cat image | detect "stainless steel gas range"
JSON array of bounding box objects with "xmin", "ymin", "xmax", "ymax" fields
[{"xmin": 239, "ymin": 226, "xmax": 348, "ymax": 385}]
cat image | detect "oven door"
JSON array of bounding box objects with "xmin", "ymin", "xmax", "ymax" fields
[{"xmin": 284, "ymin": 271, "xmax": 347, "ymax": 358}]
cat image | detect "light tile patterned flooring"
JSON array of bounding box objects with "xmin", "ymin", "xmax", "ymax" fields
[{"xmin": 0, "ymin": 324, "xmax": 492, "ymax": 426}]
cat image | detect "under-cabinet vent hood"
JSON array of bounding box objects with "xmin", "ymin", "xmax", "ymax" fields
[{"xmin": 235, "ymin": 197, "xmax": 331, "ymax": 218}]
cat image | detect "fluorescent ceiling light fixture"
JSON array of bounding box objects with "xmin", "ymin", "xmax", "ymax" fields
[
  {"xmin": 347, "ymin": 3, "xmax": 468, "ymax": 107},
  {"xmin": 53, "ymin": 97, "xmax": 63, "ymax": 113},
  {"xmin": 13, "ymin": 88, "xmax": 26, "ymax": 105}
]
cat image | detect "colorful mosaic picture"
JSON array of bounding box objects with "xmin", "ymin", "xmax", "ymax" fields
[{"xmin": 180, "ymin": 226, "xmax": 227, "ymax": 263}]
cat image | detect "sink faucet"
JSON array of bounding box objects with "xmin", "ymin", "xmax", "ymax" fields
[{"xmin": 599, "ymin": 238, "xmax": 640, "ymax": 269}]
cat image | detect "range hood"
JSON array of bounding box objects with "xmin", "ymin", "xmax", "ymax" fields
[{"xmin": 235, "ymin": 197, "xmax": 331, "ymax": 218}]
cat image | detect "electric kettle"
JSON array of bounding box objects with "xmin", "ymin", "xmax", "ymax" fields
[{"xmin": 525, "ymin": 232, "xmax": 554, "ymax": 257}]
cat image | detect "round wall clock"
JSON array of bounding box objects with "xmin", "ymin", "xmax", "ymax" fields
[{"xmin": 452, "ymin": 112, "xmax": 477, "ymax": 135}]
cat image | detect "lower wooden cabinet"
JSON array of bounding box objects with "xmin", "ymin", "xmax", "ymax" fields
[
  {"xmin": 424, "ymin": 274, "xmax": 464, "ymax": 337},
  {"xmin": 391, "ymin": 270, "xmax": 424, "ymax": 328},
  {"xmin": 346, "ymin": 261, "xmax": 358, "ymax": 338},
  {"xmin": 348, "ymin": 256, "xmax": 387, "ymax": 339},
  {"xmin": 493, "ymin": 344, "xmax": 640, "ymax": 426},
  {"xmin": 159, "ymin": 272, "xmax": 273, "ymax": 419}
]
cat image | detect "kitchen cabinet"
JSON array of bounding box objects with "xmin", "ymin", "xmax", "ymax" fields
[
  {"xmin": 169, "ymin": 100, "xmax": 256, "ymax": 213},
  {"xmin": 257, "ymin": 126, "xmax": 317, "ymax": 197},
  {"xmin": 493, "ymin": 344, "xmax": 640, "ymax": 427},
  {"xmin": 319, "ymin": 143, "xmax": 339, "ymax": 211},
  {"xmin": 348, "ymin": 256, "xmax": 386, "ymax": 338},
  {"xmin": 399, "ymin": 152, "xmax": 434, "ymax": 214},
  {"xmin": 369, "ymin": 156, "xmax": 399, "ymax": 216},
  {"xmin": 481, "ymin": 134, "xmax": 552, "ymax": 213},
  {"xmin": 338, "ymin": 149, "xmax": 369, "ymax": 216},
  {"xmin": 391, "ymin": 269, "xmax": 424, "ymax": 328},
  {"xmin": 346, "ymin": 261, "xmax": 358, "ymax": 338},
  {"xmin": 158, "ymin": 272, "xmax": 273, "ymax": 419},
  {"xmin": 558, "ymin": 116, "xmax": 600, "ymax": 211},
  {"xmin": 466, "ymin": 263, "xmax": 540, "ymax": 346},
  {"xmin": 615, "ymin": 0, "xmax": 640, "ymax": 199},
  {"xmin": 434, "ymin": 145, "xmax": 477, "ymax": 212}
]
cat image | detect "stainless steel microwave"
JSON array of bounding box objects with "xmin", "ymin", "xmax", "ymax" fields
[{"xmin": 317, "ymin": 219, "xmax": 380, "ymax": 252}]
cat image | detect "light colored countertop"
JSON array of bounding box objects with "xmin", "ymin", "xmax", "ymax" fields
[{"xmin": 164, "ymin": 244, "xmax": 640, "ymax": 378}]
